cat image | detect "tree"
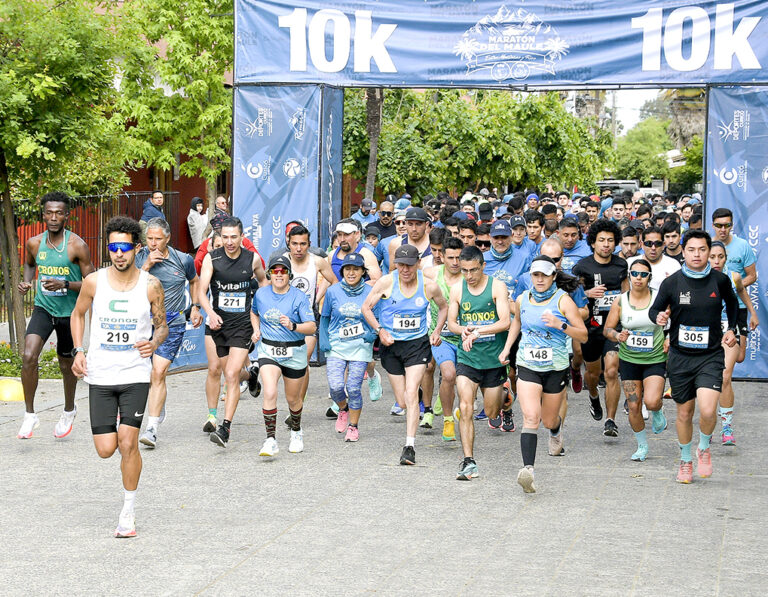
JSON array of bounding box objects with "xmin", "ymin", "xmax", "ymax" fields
[
  {"xmin": 0, "ymin": 0, "xmax": 128, "ymax": 351},
  {"xmin": 118, "ymin": 0, "xmax": 233, "ymax": 212},
  {"xmin": 614, "ymin": 118, "xmax": 672, "ymax": 185},
  {"xmin": 669, "ymin": 135, "xmax": 704, "ymax": 192},
  {"xmin": 363, "ymin": 89, "xmax": 384, "ymax": 202}
]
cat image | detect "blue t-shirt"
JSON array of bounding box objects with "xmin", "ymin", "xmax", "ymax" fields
[
  {"xmin": 135, "ymin": 246, "xmax": 196, "ymax": 325},
  {"xmin": 376, "ymin": 235, "xmax": 398, "ymax": 275},
  {"xmin": 322, "ymin": 283, "xmax": 376, "ymax": 362},
  {"xmin": 724, "ymin": 235, "xmax": 756, "ymax": 308},
  {"xmin": 513, "ymin": 272, "xmax": 588, "ymax": 308},
  {"xmin": 484, "ymin": 246, "xmax": 534, "ymax": 299},
  {"xmin": 252, "ymin": 285, "xmax": 314, "ymax": 342},
  {"xmin": 351, "ymin": 210, "xmax": 377, "ymax": 227},
  {"xmin": 561, "ymin": 240, "xmax": 592, "ymax": 275}
]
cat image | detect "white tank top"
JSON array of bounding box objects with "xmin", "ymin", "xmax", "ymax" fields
[
  {"xmin": 85, "ymin": 269, "xmax": 153, "ymax": 385},
  {"xmin": 289, "ymin": 253, "xmax": 317, "ymax": 305}
]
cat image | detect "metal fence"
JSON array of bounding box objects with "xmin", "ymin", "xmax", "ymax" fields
[{"xmin": 0, "ymin": 191, "xmax": 180, "ymax": 323}]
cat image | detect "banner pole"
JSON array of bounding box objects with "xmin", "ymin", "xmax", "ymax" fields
[{"xmin": 702, "ymin": 85, "xmax": 711, "ymax": 212}]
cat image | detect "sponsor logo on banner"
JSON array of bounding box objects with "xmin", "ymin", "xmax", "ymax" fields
[
  {"xmin": 244, "ymin": 157, "xmax": 272, "ymax": 183},
  {"xmin": 454, "ymin": 6, "xmax": 569, "ymax": 81},
  {"xmin": 290, "ymin": 108, "xmax": 306, "ymax": 140},
  {"xmin": 761, "ymin": 166, "xmax": 768, "ymax": 184},
  {"xmin": 272, "ymin": 216, "xmax": 282, "ymax": 248},
  {"xmin": 713, "ymin": 160, "xmax": 748, "ymax": 192},
  {"xmin": 717, "ymin": 110, "xmax": 751, "ymax": 142},
  {"xmin": 243, "ymin": 107, "xmax": 273, "ymax": 138},
  {"xmin": 282, "ymin": 157, "xmax": 308, "ymax": 179}
]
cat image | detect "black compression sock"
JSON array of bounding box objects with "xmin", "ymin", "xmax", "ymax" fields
[
  {"xmin": 424, "ymin": 407, "xmax": 433, "ymax": 414},
  {"xmin": 520, "ymin": 428, "xmax": 537, "ymax": 467},
  {"xmin": 222, "ymin": 419, "xmax": 232, "ymax": 431}
]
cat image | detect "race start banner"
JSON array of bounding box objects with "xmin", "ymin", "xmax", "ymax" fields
[
  {"xmin": 235, "ymin": 1, "xmax": 768, "ymax": 87},
  {"xmin": 319, "ymin": 86, "xmax": 343, "ymax": 252},
  {"xmin": 232, "ymin": 85, "xmax": 324, "ymax": 259},
  {"xmin": 706, "ymin": 85, "xmax": 768, "ymax": 379}
]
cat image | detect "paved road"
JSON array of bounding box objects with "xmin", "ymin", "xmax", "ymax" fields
[{"xmin": 1, "ymin": 367, "xmax": 766, "ymax": 595}]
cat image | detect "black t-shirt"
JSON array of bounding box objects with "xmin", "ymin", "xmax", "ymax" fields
[
  {"xmin": 664, "ymin": 249, "xmax": 684, "ymax": 264},
  {"xmin": 210, "ymin": 247, "xmax": 254, "ymax": 326},
  {"xmin": 374, "ymin": 220, "xmax": 397, "ymax": 239},
  {"xmin": 572, "ymin": 254, "xmax": 628, "ymax": 331},
  {"xmin": 649, "ymin": 269, "xmax": 738, "ymax": 355}
]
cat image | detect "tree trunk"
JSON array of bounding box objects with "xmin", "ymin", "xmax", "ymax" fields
[
  {"xmin": 0, "ymin": 152, "xmax": 27, "ymax": 354},
  {"xmin": 364, "ymin": 88, "xmax": 384, "ymax": 202},
  {"xmin": 0, "ymin": 216, "xmax": 17, "ymax": 348}
]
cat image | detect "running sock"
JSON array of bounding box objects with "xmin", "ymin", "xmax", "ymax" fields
[
  {"xmin": 208, "ymin": 407, "xmax": 217, "ymax": 417},
  {"xmin": 424, "ymin": 406, "xmax": 433, "ymax": 414},
  {"xmin": 444, "ymin": 415, "xmax": 454, "ymax": 423},
  {"xmin": 405, "ymin": 436, "xmax": 415, "ymax": 447},
  {"xmin": 342, "ymin": 404, "xmax": 349, "ymax": 412},
  {"xmin": 146, "ymin": 416, "xmax": 160, "ymax": 430},
  {"xmin": 263, "ymin": 408, "xmax": 277, "ymax": 438},
  {"xmin": 349, "ymin": 423, "xmax": 358, "ymax": 428},
  {"xmin": 122, "ymin": 489, "xmax": 136, "ymax": 516},
  {"xmin": 520, "ymin": 428, "xmax": 537, "ymax": 467},
  {"xmin": 679, "ymin": 441, "xmax": 693, "ymax": 463},
  {"xmin": 222, "ymin": 419, "xmax": 231, "ymax": 431},
  {"xmin": 718, "ymin": 406, "xmax": 733, "ymax": 426},
  {"xmin": 289, "ymin": 406, "xmax": 303, "ymax": 432},
  {"xmin": 698, "ymin": 431, "xmax": 712, "ymax": 451},
  {"xmin": 549, "ymin": 416, "xmax": 562, "ymax": 437},
  {"xmin": 634, "ymin": 429, "xmax": 648, "ymax": 447}
]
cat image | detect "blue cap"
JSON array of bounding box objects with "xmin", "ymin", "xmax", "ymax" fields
[
  {"xmin": 451, "ymin": 210, "xmax": 470, "ymax": 221},
  {"xmin": 502, "ymin": 193, "xmax": 514, "ymax": 204},
  {"xmin": 495, "ymin": 205, "xmax": 509, "ymax": 218},
  {"xmin": 394, "ymin": 198, "xmax": 411, "ymax": 210},
  {"xmin": 509, "ymin": 215, "xmax": 526, "ymax": 228},
  {"xmin": 340, "ymin": 252, "xmax": 366, "ymax": 271},
  {"xmin": 490, "ymin": 220, "xmax": 512, "ymax": 237}
]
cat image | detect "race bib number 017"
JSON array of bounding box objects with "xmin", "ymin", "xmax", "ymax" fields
[
  {"xmin": 339, "ymin": 323, "xmax": 363, "ymax": 340},
  {"xmin": 679, "ymin": 325, "xmax": 709, "ymax": 349},
  {"xmin": 393, "ymin": 315, "xmax": 421, "ymax": 331}
]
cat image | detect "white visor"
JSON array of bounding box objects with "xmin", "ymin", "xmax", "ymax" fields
[
  {"xmin": 335, "ymin": 222, "xmax": 358, "ymax": 234},
  {"xmin": 530, "ymin": 260, "xmax": 557, "ymax": 276}
]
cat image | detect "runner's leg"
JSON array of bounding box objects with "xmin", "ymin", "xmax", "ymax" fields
[
  {"xmin": 403, "ymin": 364, "xmax": 427, "ymax": 440},
  {"xmin": 223, "ymin": 348, "xmax": 250, "ymax": 421},
  {"xmin": 603, "ymin": 351, "xmax": 620, "ymax": 421},
  {"xmin": 457, "ymin": 375, "xmax": 479, "ymax": 458},
  {"xmin": 21, "ymin": 334, "xmax": 45, "ymax": 413},
  {"xmin": 204, "ymin": 336, "xmax": 222, "ymax": 412}
]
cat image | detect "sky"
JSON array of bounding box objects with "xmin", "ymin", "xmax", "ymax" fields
[{"xmin": 614, "ymin": 89, "xmax": 661, "ymax": 134}]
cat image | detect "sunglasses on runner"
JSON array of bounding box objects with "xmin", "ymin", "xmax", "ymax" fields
[
  {"xmin": 476, "ymin": 240, "xmax": 491, "ymax": 249},
  {"xmin": 269, "ymin": 267, "xmax": 289, "ymax": 275},
  {"xmin": 643, "ymin": 240, "xmax": 664, "ymax": 248},
  {"xmin": 550, "ymin": 256, "xmax": 562, "ymax": 263},
  {"xmin": 378, "ymin": 211, "xmax": 393, "ymax": 217},
  {"xmin": 629, "ymin": 270, "xmax": 651, "ymax": 278},
  {"xmin": 713, "ymin": 222, "xmax": 732, "ymax": 229},
  {"xmin": 107, "ymin": 242, "xmax": 135, "ymax": 253}
]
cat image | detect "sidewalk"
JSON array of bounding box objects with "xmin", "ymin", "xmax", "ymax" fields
[{"xmin": 1, "ymin": 368, "xmax": 765, "ymax": 595}]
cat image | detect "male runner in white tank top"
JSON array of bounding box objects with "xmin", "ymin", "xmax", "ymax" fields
[{"xmin": 71, "ymin": 216, "xmax": 168, "ymax": 538}]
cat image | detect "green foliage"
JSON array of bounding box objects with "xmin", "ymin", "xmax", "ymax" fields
[
  {"xmin": 118, "ymin": 0, "xmax": 234, "ymax": 195},
  {"xmin": 669, "ymin": 135, "xmax": 704, "ymax": 191},
  {"xmin": 614, "ymin": 118, "xmax": 672, "ymax": 185},
  {"xmin": 0, "ymin": 0, "xmax": 130, "ymax": 218},
  {"xmin": 0, "ymin": 342, "xmax": 61, "ymax": 379},
  {"xmin": 343, "ymin": 90, "xmax": 611, "ymax": 197}
]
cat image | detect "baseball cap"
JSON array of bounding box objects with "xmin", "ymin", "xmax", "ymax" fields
[
  {"xmin": 479, "ymin": 188, "xmax": 490, "ymax": 197},
  {"xmin": 490, "ymin": 220, "xmax": 512, "ymax": 237},
  {"xmin": 268, "ymin": 255, "xmax": 292, "ymax": 272},
  {"xmin": 393, "ymin": 244, "xmax": 420, "ymax": 265},
  {"xmin": 509, "ymin": 215, "xmax": 526, "ymax": 228},
  {"xmin": 495, "ymin": 205, "xmax": 509, "ymax": 218},
  {"xmin": 335, "ymin": 221, "xmax": 357, "ymax": 234},
  {"xmin": 530, "ymin": 256, "xmax": 557, "ymax": 276},
  {"xmin": 394, "ymin": 198, "xmax": 411, "ymax": 210},
  {"xmin": 340, "ymin": 252, "xmax": 367, "ymax": 271},
  {"xmin": 451, "ymin": 210, "xmax": 469, "ymax": 221},
  {"xmin": 361, "ymin": 198, "xmax": 374, "ymax": 208},
  {"xmin": 394, "ymin": 210, "xmax": 407, "ymax": 221},
  {"xmin": 405, "ymin": 207, "xmax": 430, "ymax": 222},
  {"xmin": 364, "ymin": 224, "xmax": 381, "ymax": 238},
  {"xmin": 478, "ymin": 202, "xmax": 493, "ymax": 216}
]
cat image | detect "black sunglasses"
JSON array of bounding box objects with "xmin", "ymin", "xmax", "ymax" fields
[
  {"xmin": 476, "ymin": 240, "xmax": 491, "ymax": 248},
  {"xmin": 378, "ymin": 211, "xmax": 393, "ymax": 217},
  {"xmin": 643, "ymin": 240, "xmax": 664, "ymax": 248}
]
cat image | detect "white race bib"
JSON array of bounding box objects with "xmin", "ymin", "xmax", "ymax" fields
[
  {"xmin": 339, "ymin": 323, "xmax": 363, "ymax": 340},
  {"xmin": 266, "ymin": 344, "xmax": 294, "ymax": 360},
  {"xmin": 39, "ymin": 275, "xmax": 67, "ymax": 297},
  {"xmin": 595, "ymin": 290, "xmax": 620, "ymax": 312},
  {"xmin": 440, "ymin": 322, "xmax": 453, "ymax": 336},
  {"xmin": 679, "ymin": 325, "xmax": 709, "ymax": 349},
  {"xmin": 626, "ymin": 331, "xmax": 653, "ymax": 352},
  {"xmin": 393, "ymin": 315, "xmax": 421, "ymax": 331},
  {"xmin": 218, "ymin": 292, "xmax": 246, "ymax": 313},
  {"xmin": 524, "ymin": 346, "xmax": 553, "ymax": 365},
  {"xmin": 100, "ymin": 323, "xmax": 137, "ymax": 352},
  {"xmin": 473, "ymin": 324, "xmax": 496, "ymax": 343}
]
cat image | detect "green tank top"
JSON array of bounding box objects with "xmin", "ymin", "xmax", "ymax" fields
[
  {"xmin": 429, "ymin": 266, "xmax": 460, "ymax": 346},
  {"xmin": 457, "ymin": 276, "xmax": 507, "ymax": 369},
  {"xmin": 617, "ymin": 289, "xmax": 666, "ymax": 364},
  {"xmin": 34, "ymin": 230, "xmax": 81, "ymax": 317}
]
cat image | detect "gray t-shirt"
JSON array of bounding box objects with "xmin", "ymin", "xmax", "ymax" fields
[{"xmin": 135, "ymin": 246, "xmax": 196, "ymax": 325}]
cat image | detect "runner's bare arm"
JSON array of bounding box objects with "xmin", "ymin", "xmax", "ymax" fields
[
  {"xmin": 253, "ymin": 253, "xmax": 267, "ymax": 286},
  {"xmin": 188, "ymin": 275, "xmax": 203, "ymax": 328},
  {"xmin": 362, "ymin": 248, "xmax": 382, "ymax": 281},
  {"xmin": 19, "ymin": 236, "xmax": 40, "ymax": 293},
  {"xmin": 499, "ymin": 297, "xmax": 521, "ymax": 365},
  {"xmin": 70, "ymin": 273, "xmax": 97, "ymax": 377},
  {"xmin": 425, "ymin": 279, "xmax": 448, "ymax": 342},
  {"xmin": 145, "ymin": 275, "xmax": 169, "ymax": 351},
  {"xmin": 560, "ymin": 295, "xmax": 589, "ymax": 343},
  {"xmin": 65, "ymin": 236, "xmax": 95, "ymax": 293},
  {"xmin": 603, "ymin": 298, "xmax": 626, "ymax": 343},
  {"xmin": 733, "ymin": 272, "xmax": 759, "ymax": 330},
  {"xmin": 446, "ymin": 283, "xmax": 463, "ymax": 336},
  {"xmin": 742, "ymin": 262, "xmax": 757, "ymax": 288},
  {"xmin": 485, "ymin": 278, "xmax": 511, "ymax": 334},
  {"xmin": 361, "ymin": 274, "xmax": 390, "ymax": 331}
]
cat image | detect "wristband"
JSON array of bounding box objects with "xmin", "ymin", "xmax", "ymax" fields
[
  {"xmin": 64, "ymin": 280, "xmax": 70, "ymax": 289},
  {"xmin": 73, "ymin": 347, "xmax": 85, "ymax": 354},
  {"xmin": 192, "ymin": 303, "xmax": 201, "ymax": 309}
]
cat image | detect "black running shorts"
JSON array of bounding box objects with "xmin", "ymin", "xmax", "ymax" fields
[
  {"xmin": 581, "ymin": 330, "xmax": 618, "ymax": 363},
  {"xmin": 205, "ymin": 324, "xmax": 252, "ymax": 358},
  {"xmin": 380, "ymin": 335, "xmax": 431, "ymax": 376},
  {"xmin": 456, "ymin": 363, "xmax": 507, "ymax": 388},
  {"xmin": 618, "ymin": 359, "xmax": 667, "ymax": 382},
  {"xmin": 517, "ymin": 365, "xmax": 569, "ymax": 394},
  {"xmin": 667, "ymin": 348, "xmax": 724, "ymax": 404},
  {"xmin": 89, "ymin": 383, "xmax": 150, "ymax": 435},
  {"xmin": 26, "ymin": 306, "xmax": 74, "ymax": 357}
]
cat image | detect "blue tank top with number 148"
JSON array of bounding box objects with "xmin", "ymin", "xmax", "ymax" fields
[
  {"xmin": 378, "ymin": 270, "xmax": 429, "ymax": 341},
  {"xmin": 516, "ymin": 288, "xmax": 570, "ymax": 372}
]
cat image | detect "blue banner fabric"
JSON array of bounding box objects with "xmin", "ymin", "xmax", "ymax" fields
[
  {"xmin": 319, "ymin": 86, "xmax": 344, "ymax": 253},
  {"xmin": 706, "ymin": 85, "xmax": 768, "ymax": 379},
  {"xmin": 235, "ymin": 1, "xmax": 768, "ymax": 87},
  {"xmin": 233, "ymin": 85, "xmax": 322, "ymax": 259}
]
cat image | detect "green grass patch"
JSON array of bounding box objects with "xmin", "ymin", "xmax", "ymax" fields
[{"xmin": 0, "ymin": 341, "xmax": 63, "ymax": 379}]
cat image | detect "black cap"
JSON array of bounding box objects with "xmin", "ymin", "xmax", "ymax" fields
[
  {"xmin": 268, "ymin": 255, "xmax": 292, "ymax": 272},
  {"xmin": 405, "ymin": 207, "xmax": 430, "ymax": 222},
  {"xmin": 394, "ymin": 244, "xmax": 420, "ymax": 265}
]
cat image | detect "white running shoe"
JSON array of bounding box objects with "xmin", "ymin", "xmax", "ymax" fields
[
  {"xmin": 517, "ymin": 466, "xmax": 536, "ymax": 493},
  {"xmin": 139, "ymin": 427, "xmax": 157, "ymax": 448},
  {"xmin": 642, "ymin": 403, "xmax": 649, "ymax": 420},
  {"xmin": 18, "ymin": 412, "xmax": 40, "ymax": 439},
  {"xmin": 158, "ymin": 404, "xmax": 167, "ymax": 424},
  {"xmin": 239, "ymin": 380, "xmax": 249, "ymax": 395},
  {"xmin": 54, "ymin": 407, "xmax": 77, "ymax": 438},
  {"xmin": 288, "ymin": 429, "xmax": 304, "ymax": 453},
  {"xmin": 114, "ymin": 511, "xmax": 136, "ymax": 538},
  {"xmin": 259, "ymin": 437, "xmax": 279, "ymax": 457}
]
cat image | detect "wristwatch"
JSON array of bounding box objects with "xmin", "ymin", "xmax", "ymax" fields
[
  {"xmin": 73, "ymin": 347, "xmax": 85, "ymax": 354},
  {"xmin": 64, "ymin": 280, "xmax": 70, "ymax": 289},
  {"xmin": 375, "ymin": 326, "xmax": 382, "ymax": 335},
  {"xmin": 290, "ymin": 321, "xmax": 296, "ymax": 331},
  {"xmin": 560, "ymin": 322, "xmax": 568, "ymax": 331},
  {"xmin": 191, "ymin": 302, "xmax": 201, "ymax": 309}
]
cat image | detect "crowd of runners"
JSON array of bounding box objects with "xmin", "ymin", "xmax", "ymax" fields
[{"xmin": 15, "ymin": 187, "xmax": 758, "ymax": 535}]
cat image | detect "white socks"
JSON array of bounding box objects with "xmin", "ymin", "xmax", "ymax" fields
[
  {"xmin": 146, "ymin": 416, "xmax": 160, "ymax": 430},
  {"xmin": 122, "ymin": 489, "xmax": 136, "ymax": 516}
]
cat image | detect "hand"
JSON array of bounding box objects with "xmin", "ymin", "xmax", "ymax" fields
[
  {"xmin": 541, "ymin": 310, "xmax": 561, "ymax": 328},
  {"xmin": 279, "ymin": 314, "xmax": 293, "ymax": 329},
  {"xmin": 461, "ymin": 325, "xmax": 476, "ymax": 341},
  {"xmin": 499, "ymin": 349, "xmax": 510, "ymax": 366},
  {"xmin": 146, "ymin": 249, "xmax": 165, "ymax": 268},
  {"xmin": 41, "ymin": 278, "xmax": 67, "ymax": 292},
  {"xmin": 656, "ymin": 312, "xmax": 669, "ymax": 326},
  {"xmin": 462, "ymin": 334, "xmax": 475, "ymax": 352},
  {"xmin": 586, "ymin": 285, "xmax": 606, "ymax": 299},
  {"xmin": 663, "ymin": 337, "xmax": 670, "ymax": 354},
  {"xmin": 379, "ymin": 329, "xmax": 394, "ymax": 347},
  {"xmin": 430, "ymin": 330, "xmax": 442, "ymax": 347},
  {"xmin": 71, "ymin": 352, "xmax": 87, "ymax": 378},
  {"xmin": 251, "ymin": 328, "xmax": 261, "ymax": 344},
  {"xmin": 18, "ymin": 281, "xmax": 33, "ymax": 294},
  {"xmin": 723, "ymin": 330, "xmax": 737, "ymax": 348},
  {"xmin": 189, "ymin": 307, "xmax": 203, "ymax": 328},
  {"xmin": 207, "ymin": 312, "xmax": 223, "ymax": 330},
  {"xmin": 618, "ymin": 330, "xmax": 630, "ymax": 343},
  {"xmin": 750, "ymin": 317, "xmax": 759, "ymax": 331},
  {"xmin": 134, "ymin": 339, "xmax": 157, "ymax": 358}
]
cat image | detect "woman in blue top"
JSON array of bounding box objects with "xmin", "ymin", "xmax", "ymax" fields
[
  {"xmin": 319, "ymin": 253, "xmax": 378, "ymax": 442},
  {"xmin": 251, "ymin": 255, "xmax": 316, "ymax": 458},
  {"xmin": 500, "ymin": 256, "xmax": 587, "ymax": 494}
]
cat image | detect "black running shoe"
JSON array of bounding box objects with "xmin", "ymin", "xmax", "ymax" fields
[
  {"xmin": 400, "ymin": 445, "xmax": 416, "ymax": 465},
  {"xmin": 623, "ymin": 399, "xmax": 629, "ymax": 415},
  {"xmin": 603, "ymin": 418, "xmax": 619, "ymax": 437},
  {"xmin": 210, "ymin": 425, "xmax": 229, "ymax": 447},
  {"xmin": 488, "ymin": 413, "xmax": 502, "ymax": 429},
  {"xmin": 247, "ymin": 364, "xmax": 261, "ymax": 397},
  {"xmin": 598, "ymin": 373, "xmax": 606, "ymax": 388},
  {"xmin": 589, "ymin": 395, "xmax": 603, "ymax": 421},
  {"xmin": 501, "ymin": 408, "xmax": 516, "ymax": 432},
  {"xmin": 326, "ymin": 406, "xmax": 338, "ymax": 419}
]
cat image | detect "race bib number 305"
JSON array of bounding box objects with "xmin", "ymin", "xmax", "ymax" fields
[
  {"xmin": 393, "ymin": 315, "xmax": 421, "ymax": 331},
  {"xmin": 218, "ymin": 292, "xmax": 246, "ymax": 313},
  {"xmin": 679, "ymin": 325, "xmax": 709, "ymax": 349}
]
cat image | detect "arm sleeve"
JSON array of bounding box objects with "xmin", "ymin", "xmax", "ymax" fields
[
  {"xmin": 318, "ymin": 315, "xmax": 331, "ymax": 353},
  {"xmin": 648, "ymin": 278, "xmax": 672, "ymax": 323},
  {"xmin": 721, "ymin": 275, "xmax": 739, "ymax": 330}
]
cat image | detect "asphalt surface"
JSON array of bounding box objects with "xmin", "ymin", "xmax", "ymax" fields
[{"xmin": 1, "ymin": 366, "xmax": 766, "ymax": 596}]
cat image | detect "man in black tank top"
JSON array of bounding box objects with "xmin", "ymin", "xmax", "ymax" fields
[{"xmin": 198, "ymin": 218, "xmax": 266, "ymax": 446}]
